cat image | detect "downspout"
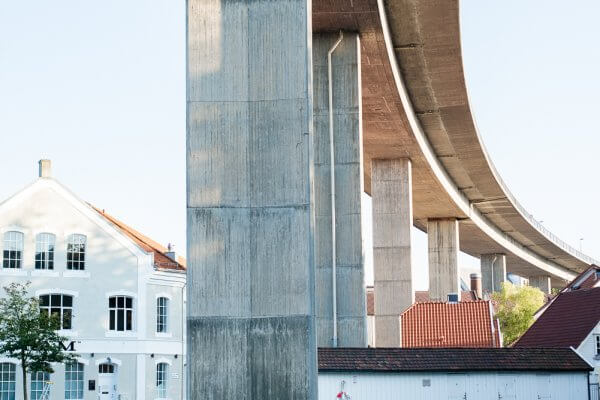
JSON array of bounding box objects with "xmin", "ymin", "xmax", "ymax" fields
[
  {"xmin": 328, "ymin": 31, "xmax": 344, "ymax": 348},
  {"xmin": 491, "ymin": 255, "xmax": 498, "ymax": 292}
]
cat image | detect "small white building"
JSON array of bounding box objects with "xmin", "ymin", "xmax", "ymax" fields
[
  {"xmin": 318, "ymin": 348, "xmax": 592, "ymax": 400},
  {"xmin": 516, "ymin": 265, "xmax": 600, "ymax": 388},
  {"xmin": 0, "ymin": 160, "xmax": 186, "ymax": 400}
]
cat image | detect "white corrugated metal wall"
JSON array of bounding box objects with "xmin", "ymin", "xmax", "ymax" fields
[{"xmin": 318, "ymin": 371, "xmax": 588, "ymax": 399}]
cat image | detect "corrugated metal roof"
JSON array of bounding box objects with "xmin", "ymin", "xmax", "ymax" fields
[{"xmin": 400, "ymin": 301, "xmax": 500, "ymax": 348}]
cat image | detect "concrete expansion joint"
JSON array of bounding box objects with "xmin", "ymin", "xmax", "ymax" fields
[
  {"xmin": 186, "ymin": 97, "xmax": 308, "ymax": 104},
  {"xmin": 394, "ymin": 43, "xmax": 423, "ymax": 49},
  {"xmin": 415, "ymin": 109, "xmax": 439, "ymax": 115},
  {"xmin": 189, "ymin": 204, "xmax": 310, "ymax": 210},
  {"xmin": 188, "ymin": 315, "xmax": 311, "ymax": 320}
]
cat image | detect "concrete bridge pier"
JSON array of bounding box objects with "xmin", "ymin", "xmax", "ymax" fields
[
  {"xmin": 481, "ymin": 253, "xmax": 507, "ymax": 296},
  {"xmin": 186, "ymin": 1, "xmax": 317, "ymax": 399},
  {"xmin": 529, "ymin": 275, "xmax": 552, "ymax": 294},
  {"xmin": 372, "ymin": 158, "xmax": 413, "ymax": 347},
  {"xmin": 428, "ymin": 218, "xmax": 460, "ymax": 301},
  {"xmin": 313, "ymin": 32, "xmax": 367, "ymax": 348}
]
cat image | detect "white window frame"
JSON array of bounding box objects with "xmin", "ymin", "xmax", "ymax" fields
[
  {"xmin": 108, "ymin": 295, "xmax": 134, "ymax": 332},
  {"xmin": 66, "ymin": 234, "xmax": 86, "ymax": 271},
  {"xmin": 2, "ymin": 231, "xmax": 24, "ymax": 269},
  {"xmin": 31, "ymin": 371, "xmax": 50, "ymax": 400},
  {"xmin": 0, "ymin": 362, "xmax": 16, "ymax": 400},
  {"xmin": 157, "ymin": 297, "xmax": 169, "ymax": 334},
  {"xmin": 595, "ymin": 335, "xmax": 600, "ymax": 356},
  {"xmin": 35, "ymin": 233, "xmax": 55, "ymax": 270},
  {"xmin": 64, "ymin": 362, "xmax": 84, "ymax": 400},
  {"xmin": 39, "ymin": 294, "xmax": 74, "ymax": 330},
  {"xmin": 156, "ymin": 362, "xmax": 169, "ymax": 399}
]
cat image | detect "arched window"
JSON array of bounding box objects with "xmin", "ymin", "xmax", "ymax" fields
[
  {"xmin": 64, "ymin": 362, "xmax": 84, "ymax": 400},
  {"xmin": 156, "ymin": 363, "xmax": 168, "ymax": 399},
  {"xmin": 156, "ymin": 297, "xmax": 169, "ymax": 333},
  {"xmin": 2, "ymin": 231, "xmax": 24, "ymax": 269},
  {"xmin": 35, "ymin": 233, "xmax": 55, "ymax": 270},
  {"xmin": 39, "ymin": 294, "xmax": 73, "ymax": 330},
  {"xmin": 0, "ymin": 363, "xmax": 16, "ymax": 399},
  {"xmin": 66, "ymin": 234, "xmax": 86, "ymax": 270},
  {"xmin": 108, "ymin": 296, "xmax": 133, "ymax": 331},
  {"xmin": 31, "ymin": 371, "xmax": 50, "ymax": 400}
]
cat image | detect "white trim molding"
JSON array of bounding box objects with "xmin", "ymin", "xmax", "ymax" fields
[
  {"xmin": 0, "ymin": 269, "xmax": 28, "ymax": 277},
  {"xmin": 63, "ymin": 270, "xmax": 91, "ymax": 279},
  {"xmin": 95, "ymin": 357, "xmax": 123, "ymax": 366},
  {"xmin": 154, "ymin": 357, "xmax": 172, "ymax": 366},
  {"xmin": 106, "ymin": 290, "xmax": 137, "ymax": 299},
  {"xmin": 155, "ymin": 292, "xmax": 173, "ymax": 301},
  {"xmin": 30, "ymin": 270, "xmax": 60, "ymax": 278},
  {"xmin": 35, "ymin": 288, "xmax": 80, "ymax": 297}
]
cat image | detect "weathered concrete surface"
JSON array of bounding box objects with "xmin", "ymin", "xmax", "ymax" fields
[
  {"xmin": 313, "ymin": 32, "xmax": 366, "ymax": 348},
  {"xmin": 187, "ymin": 1, "xmax": 317, "ymax": 398},
  {"xmin": 529, "ymin": 275, "xmax": 552, "ymax": 294},
  {"xmin": 372, "ymin": 159, "xmax": 413, "ymax": 347},
  {"xmin": 428, "ymin": 218, "xmax": 459, "ymax": 301},
  {"xmin": 481, "ymin": 253, "xmax": 507, "ymax": 295}
]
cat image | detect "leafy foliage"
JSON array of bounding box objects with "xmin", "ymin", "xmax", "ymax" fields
[
  {"xmin": 0, "ymin": 282, "xmax": 77, "ymax": 400},
  {"xmin": 492, "ymin": 281, "xmax": 546, "ymax": 346}
]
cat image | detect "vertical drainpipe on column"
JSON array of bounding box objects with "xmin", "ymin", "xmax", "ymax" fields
[
  {"xmin": 491, "ymin": 255, "xmax": 498, "ymax": 292},
  {"xmin": 328, "ymin": 31, "xmax": 344, "ymax": 348}
]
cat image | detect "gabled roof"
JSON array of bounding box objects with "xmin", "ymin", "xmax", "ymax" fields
[
  {"xmin": 564, "ymin": 265, "xmax": 600, "ymax": 292},
  {"xmin": 92, "ymin": 207, "xmax": 186, "ymax": 271},
  {"xmin": 400, "ymin": 301, "xmax": 501, "ymax": 348},
  {"xmin": 365, "ymin": 287, "xmax": 477, "ymax": 316},
  {"xmin": 317, "ymin": 347, "xmax": 592, "ymax": 372},
  {"xmin": 514, "ymin": 286, "xmax": 600, "ymax": 348}
]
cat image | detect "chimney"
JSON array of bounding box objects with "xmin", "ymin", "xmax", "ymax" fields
[
  {"xmin": 166, "ymin": 243, "xmax": 177, "ymax": 262},
  {"xmin": 38, "ymin": 159, "xmax": 52, "ymax": 178},
  {"xmin": 470, "ymin": 272, "xmax": 482, "ymax": 299}
]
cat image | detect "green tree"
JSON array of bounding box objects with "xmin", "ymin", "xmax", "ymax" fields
[
  {"xmin": 0, "ymin": 282, "xmax": 77, "ymax": 400},
  {"xmin": 492, "ymin": 281, "xmax": 546, "ymax": 346}
]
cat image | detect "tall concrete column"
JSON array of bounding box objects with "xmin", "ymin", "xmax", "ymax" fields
[
  {"xmin": 529, "ymin": 275, "xmax": 552, "ymax": 294},
  {"xmin": 481, "ymin": 253, "xmax": 507, "ymax": 295},
  {"xmin": 372, "ymin": 159, "xmax": 413, "ymax": 347},
  {"xmin": 187, "ymin": 2, "xmax": 317, "ymax": 399},
  {"xmin": 428, "ymin": 218, "xmax": 460, "ymax": 301},
  {"xmin": 313, "ymin": 33, "xmax": 366, "ymax": 348}
]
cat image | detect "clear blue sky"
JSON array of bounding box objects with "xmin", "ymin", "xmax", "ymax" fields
[{"xmin": 0, "ymin": 1, "xmax": 598, "ymax": 290}]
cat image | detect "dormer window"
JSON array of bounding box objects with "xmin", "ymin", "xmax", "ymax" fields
[
  {"xmin": 2, "ymin": 231, "xmax": 24, "ymax": 269},
  {"xmin": 35, "ymin": 233, "xmax": 55, "ymax": 270},
  {"xmin": 67, "ymin": 234, "xmax": 86, "ymax": 270}
]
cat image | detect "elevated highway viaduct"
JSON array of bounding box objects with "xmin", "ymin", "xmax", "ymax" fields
[{"xmin": 186, "ymin": 0, "xmax": 598, "ymax": 398}]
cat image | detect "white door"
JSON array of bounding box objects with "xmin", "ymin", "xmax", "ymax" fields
[
  {"xmin": 448, "ymin": 374, "xmax": 467, "ymax": 400},
  {"xmin": 98, "ymin": 363, "xmax": 118, "ymax": 400}
]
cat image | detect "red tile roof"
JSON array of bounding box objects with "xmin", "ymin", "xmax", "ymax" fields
[
  {"xmin": 91, "ymin": 206, "xmax": 186, "ymax": 271},
  {"xmin": 514, "ymin": 287, "xmax": 600, "ymax": 348},
  {"xmin": 365, "ymin": 287, "xmax": 477, "ymax": 316},
  {"xmin": 317, "ymin": 347, "xmax": 592, "ymax": 372},
  {"xmin": 400, "ymin": 301, "xmax": 501, "ymax": 348}
]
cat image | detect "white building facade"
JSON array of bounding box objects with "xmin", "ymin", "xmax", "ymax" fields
[{"xmin": 0, "ymin": 161, "xmax": 186, "ymax": 400}]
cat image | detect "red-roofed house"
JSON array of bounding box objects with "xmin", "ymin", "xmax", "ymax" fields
[
  {"xmin": 400, "ymin": 300, "xmax": 502, "ymax": 348},
  {"xmin": 365, "ymin": 286, "xmax": 481, "ymax": 347},
  {"xmin": 515, "ymin": 285, "xmax": 600, "ymax": 383}
]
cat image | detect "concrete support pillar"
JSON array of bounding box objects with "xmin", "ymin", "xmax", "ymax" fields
[
  {"xmin": 313, "ymin": 33, "xmax": 366, "ymax": 348},
  {"xmin": 481, "ymin": 254, "xmax": 507, "ymax": 295},
  {"xmin": 428, "ymin": 218, "xmax": 460, "ymax": 301},
  {"xmin": 529, "ymin": 275, "xmax": 552, "ymax": 294},
  {"xmin": 186, "ymin": 2, "xmax": 317, "ymax": 399},
  {"xmin": 372, "ymin": 159, "xmax": 413, "ymax": 347}
]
